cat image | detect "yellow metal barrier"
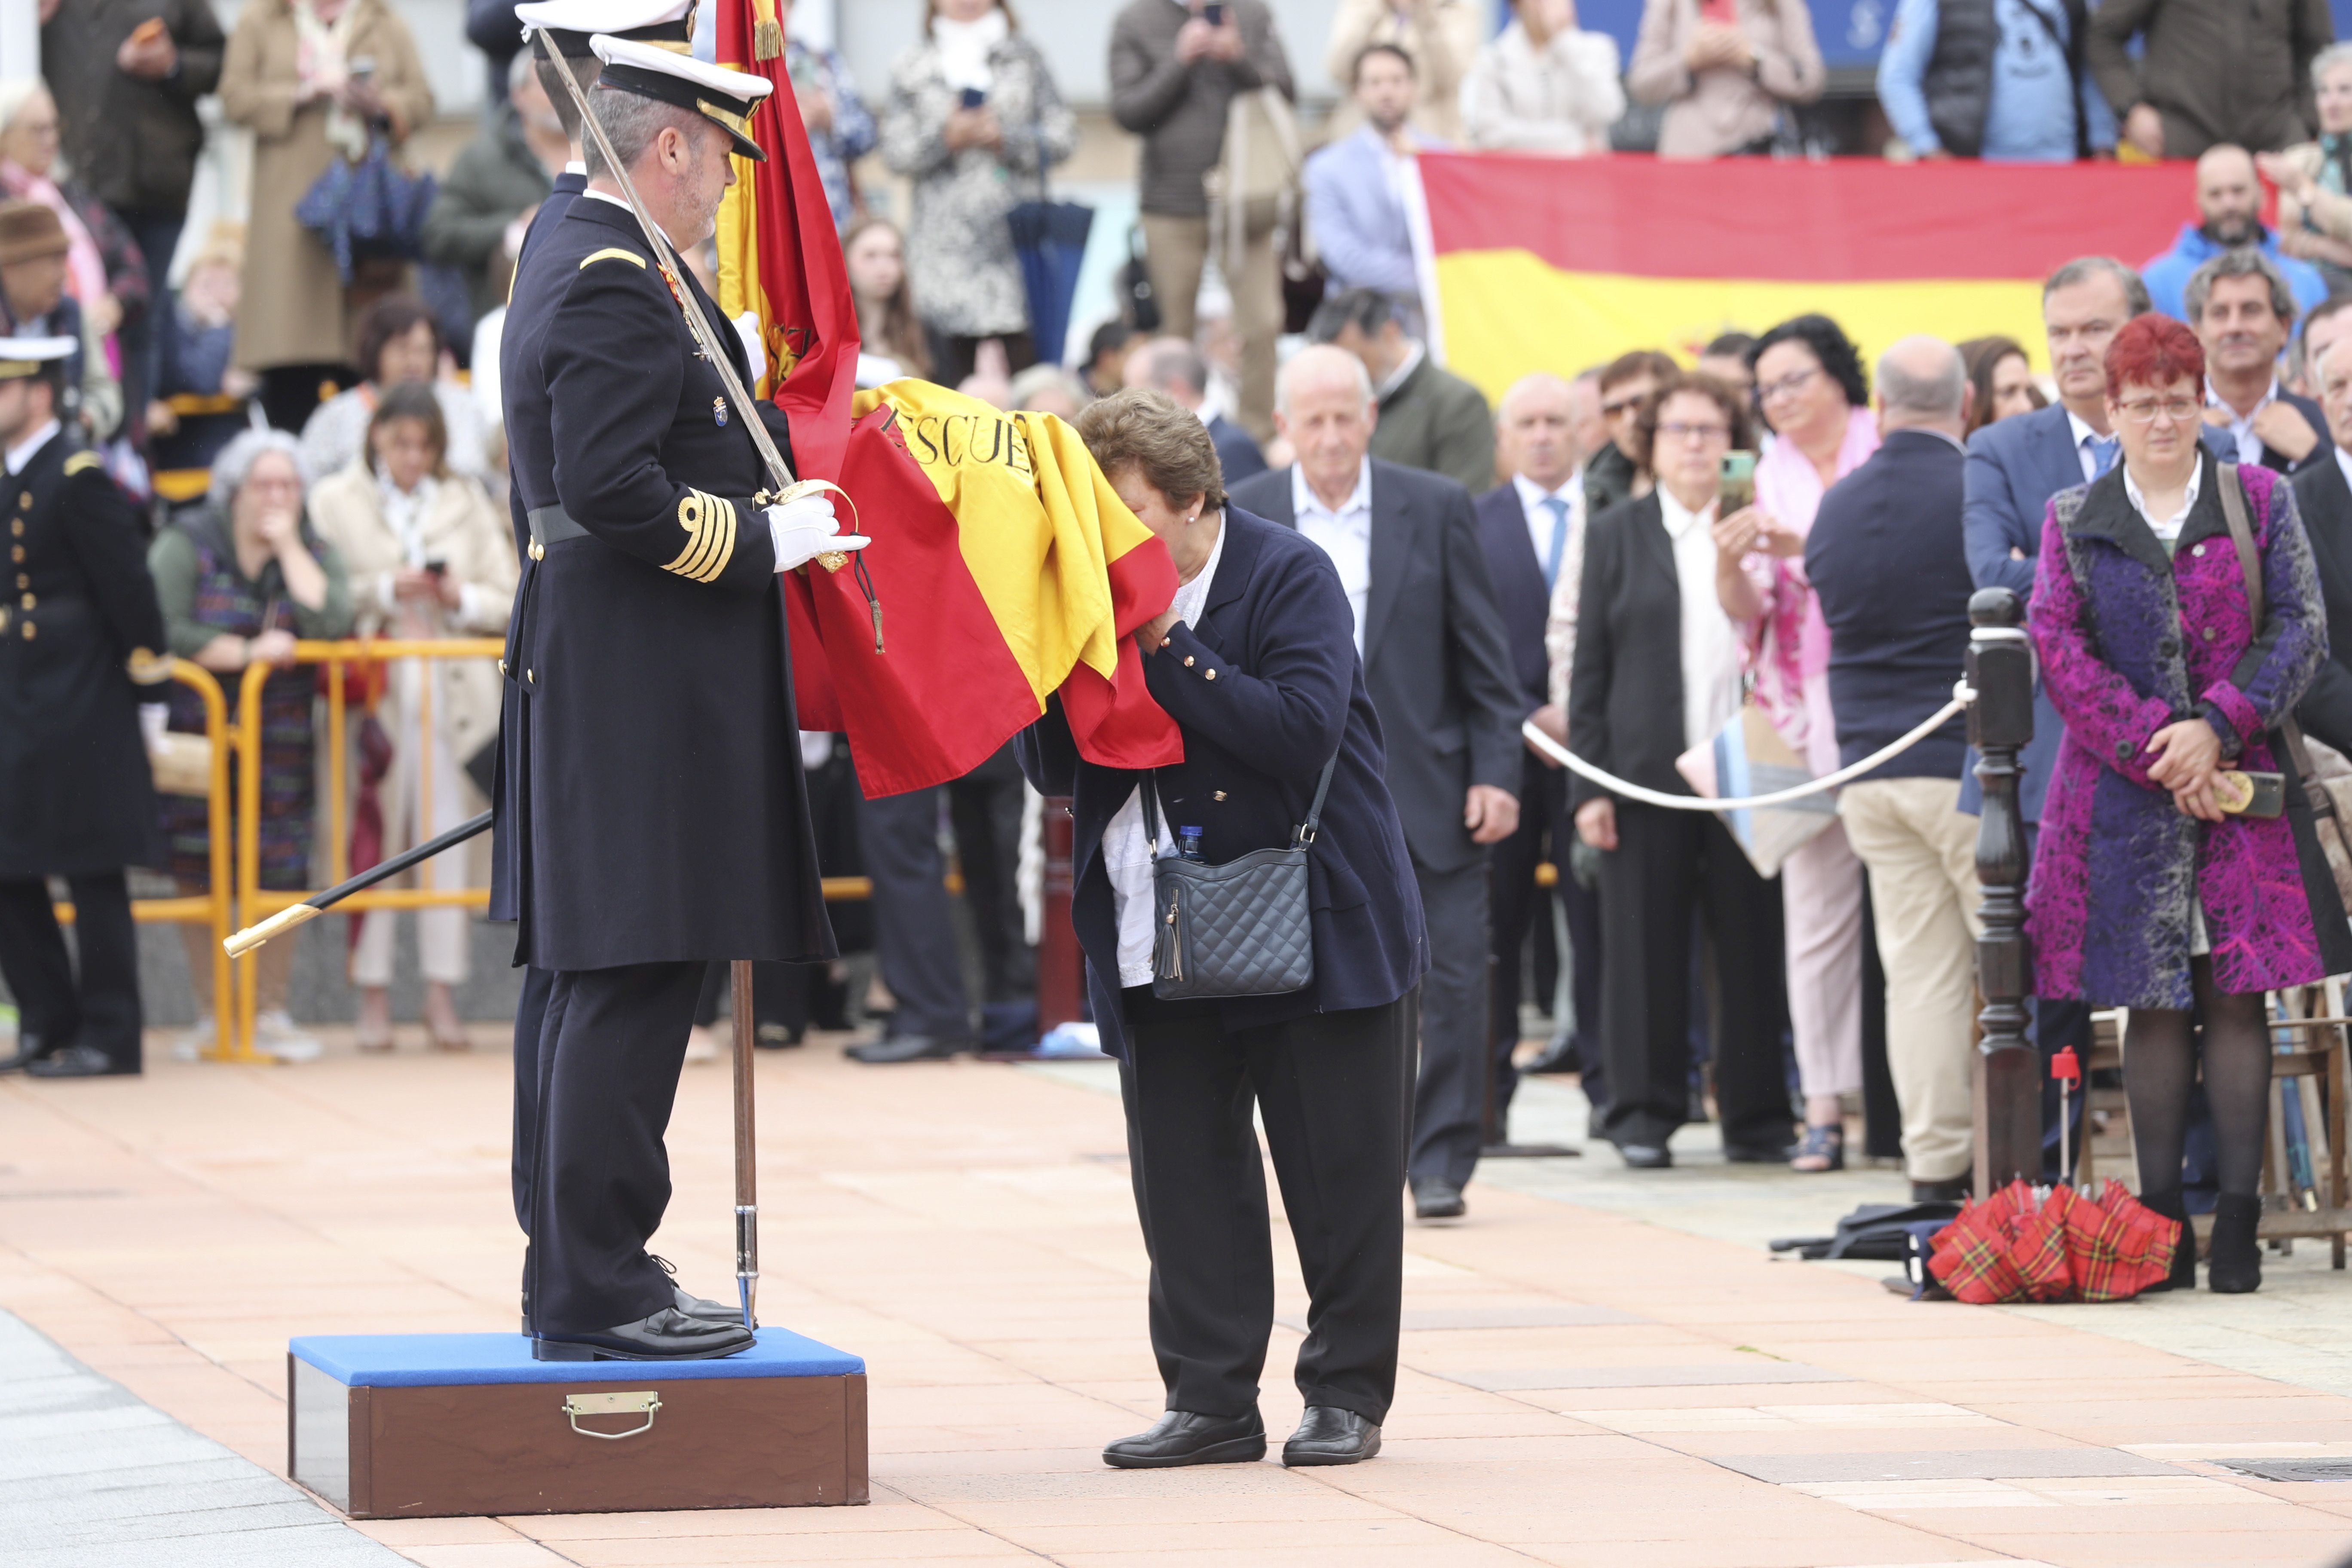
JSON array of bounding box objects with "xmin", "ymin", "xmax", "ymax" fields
[{"xmin": 231, "ymin": 639, "xmax": 505, "ymax": 1060}]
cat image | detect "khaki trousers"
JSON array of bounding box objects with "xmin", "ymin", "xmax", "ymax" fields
[
  {"xmin": 1140, "ymin": 209, "xmax": 1281, "ymax": 445},
  {"xmin": 1838, "ymin": 777, "xmax": 1984, "ymax": 1182}
]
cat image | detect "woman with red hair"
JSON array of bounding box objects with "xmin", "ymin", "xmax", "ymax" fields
[{"xmin": 2027, "ymin": 312, "xmax": 2350, "ymax": 1295}]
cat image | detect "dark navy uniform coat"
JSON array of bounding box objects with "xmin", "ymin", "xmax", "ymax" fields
[
  {"xmin": 489, "ymin": 167, "xmax": 582, "ymax": 925},
  {"xmin": 0, "ymin": 435, "xmax": 170, "ymax": 876},
  {"xmin": 499, "ymin": 193, "xmax": 832, "ymax": 970}
]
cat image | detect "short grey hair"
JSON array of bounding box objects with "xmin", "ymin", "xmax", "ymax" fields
[
  {"xmin": 1275, "ymin": 346, "xmax": 1375, "ymax": 416},
  {"xmin": 1133, "ymin": 338, "xmax": 1210, "ymax": 400},
  {"xmin": 209, "ymin": 428, "xmax": 309, "ymax": 515},
  {"xmin": 1008, "ymin": 363, "xmax": 1089, "ymax": 411},
  {"xmin": 2185, "ymin": 247, "xmax": 2297, "ymax": 325},
  {"xmin": 1875, "ymin": 337, "xmax": 1966, "ymax": 420},
  {"xmin": 583, "ymin": 90, "xmax": 703, "ymax": 183},
  {"xmin": 2043, "ymin": 255, "xmax": 2152, "ymax": 317},
  {"xmin": 2316, "ymin": 40, "xmax": 2352, "ymax": 87}
]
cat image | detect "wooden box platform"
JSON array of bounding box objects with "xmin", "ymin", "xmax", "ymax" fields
[{"xmin": 288, "ymin": 1331, "xmax": 867, "ymax": 1519}]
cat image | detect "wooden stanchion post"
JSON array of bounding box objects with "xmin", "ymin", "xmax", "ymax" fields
[
  {"xmin": 1969, "ymin": 588, "xmax": 2040, "ymax": 1197},
  {"xmin": 1037, "ymin": 797, "xmax": 1083, "ymax": 1035}
]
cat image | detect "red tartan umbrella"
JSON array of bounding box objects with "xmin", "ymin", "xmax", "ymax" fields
[{"xmin": 1929, "ymin": 1180, "xmax": 2179, "ymax": 1304}]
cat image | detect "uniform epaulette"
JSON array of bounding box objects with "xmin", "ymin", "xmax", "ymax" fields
[
  {"xmin": 580, "ymin": 248, "xmax": 648, "ymax": 271},
  {"xmin": 61, "ymin": 452, "xmax": 101, "ymax": 476}
]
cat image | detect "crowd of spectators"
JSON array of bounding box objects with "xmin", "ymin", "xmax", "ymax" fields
[{"xmin": 17, "ymin": 3, "xmax": 2352, "ymax": 1288}]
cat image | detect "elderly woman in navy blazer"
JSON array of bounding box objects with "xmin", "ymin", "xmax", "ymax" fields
[{"xmin": 1018, "ymin": 388, "xmax": 1425, "ymax": 1473}]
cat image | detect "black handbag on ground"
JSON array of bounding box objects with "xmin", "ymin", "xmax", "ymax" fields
[{"xmin": 1140, "ymin": 757, "xmax": 1336, "ymax": 1001}]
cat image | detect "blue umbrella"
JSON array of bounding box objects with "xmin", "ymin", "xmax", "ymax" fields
[{"xmin": 1007, "ymin": 196, "xmax": 1094, "ymax": 368}]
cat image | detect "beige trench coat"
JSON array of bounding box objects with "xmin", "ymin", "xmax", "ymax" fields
[
  {"xmin": 220, "ymin": 0, "xmax": 433, "ymax": 372},
  {"xmin": 1627, "ymin": 0, "xmax": 1824, "ymax": 159},
  {"xmin": 306, "ymin": 455, "xmax": 517, "ymax": 799}
]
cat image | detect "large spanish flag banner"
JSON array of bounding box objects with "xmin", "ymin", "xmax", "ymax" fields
[
  {"xmin": 714, "ymin": 2, "xmax": 1179, "ymax": 796},
  {"xmin": 1419, "ymin": 153, "xmax": 2199, "ymax": 397}
]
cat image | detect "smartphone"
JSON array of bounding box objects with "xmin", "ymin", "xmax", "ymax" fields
[
  {"xmin": 1204, "ymin": 2, "xmax": 1227, "ymax": 22},
  {"xmin": 351, "ymin": 56, "xmax": 377, "ymax": 80},
  {"xmin": 1719, "ymin": 450, "xmax": 1756, "ymax": 513},
  {"xmin": 959, "ymin": 86, "xmax": 987, "ymax": 110},
  {"xmin": 425, "ymin": 558, "xmax": 449, "ymax": 577},
  {"xmin": 2217, "ymin": 770, "xmax": 2287, "ymax": 818}
]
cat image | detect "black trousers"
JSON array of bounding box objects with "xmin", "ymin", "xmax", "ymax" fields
[
  {"xmin": 1118, "ymin": 988, "xmax": 1413, "ymax": 1424},
  {"xmin": 858, "ymin": 785, "xmax": 971, "ymax": 1041},
  {"xmin": 946, "ymin": 743, "xmax": 1034, "ymax": 1001},
  {"xmin": 510, "ymin": 963, "xmax": 555, "ymax": 1235},
  {"xmin": 1407, "ymin": 856, "xmax": 1492, "ymax": 1188},
  {"xmin": 526, "ymin": 961, "xmax": 700, "ymax": 1334},
  {"xmin": 1595, "ymin": 803, "xmax": 1789, "ymax": 1150},
  {"xmin": 255, "ymin": 363, "xmax": 351, "ymax": 432},
  {"xmin": 1488, "ymin": 757, "xmax": 1595, "ymax": 1120},
  {"xmin": 0, "ymin": 873, "xmax": 142, "ymax": 1073}
]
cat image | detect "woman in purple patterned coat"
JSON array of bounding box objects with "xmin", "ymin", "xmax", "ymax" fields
[{"xmin": 2028, "ymin": 313, "xmax": 2352, "ymax": 1296}]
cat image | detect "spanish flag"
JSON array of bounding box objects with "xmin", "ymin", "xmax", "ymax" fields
[
  {"xmin": 1420, "ymin": 153, "xmax": 2198, "ymax": 398},
  {"xmin": 714, "ymin": 3, "xmax": 1179, "ymax": 797}
]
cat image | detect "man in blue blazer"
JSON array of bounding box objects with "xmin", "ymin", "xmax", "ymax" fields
[
  {"xmin": 1963, "ymin": 254, "xmax": 2224, "ymax": 1162},
  {"xmin": 1302, "ymin": 44, "xmax": 1430, "ymax": 305}
]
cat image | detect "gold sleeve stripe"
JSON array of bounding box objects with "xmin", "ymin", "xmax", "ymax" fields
[
  {"xmin": 663, "ymin": 490, "xmax": 737, "ymax": 583},
  {"xmin": 62, "ymin": 452, "xmax": 102, "ymax": 476},
  {"xmin": 126, "ymin": 647, "xmax": 172, "ymax": 685},
  {"xmin": 578, "ymin": 247, "xmax": 647, "ymax": 271}
]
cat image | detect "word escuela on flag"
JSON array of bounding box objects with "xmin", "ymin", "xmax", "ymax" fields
[
  {"xmin": 1416, "ymin": 153, "xmax": 2199, "ymax": 401},
  {"xmin": 712, "ymin": 0, "xmax": 1179, "ymax": 797}
]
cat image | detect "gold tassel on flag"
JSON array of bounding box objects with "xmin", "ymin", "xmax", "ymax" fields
[{"xmin": 752, "ymin": 0, "xmax": 783, "ymax": 59}]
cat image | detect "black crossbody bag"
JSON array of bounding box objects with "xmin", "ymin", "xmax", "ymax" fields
[{"xmin": 1139, "ymin": 757, "xmax": 1337, "ymax": 1000}]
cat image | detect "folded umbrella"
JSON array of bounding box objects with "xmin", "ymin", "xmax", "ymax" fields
[{"xmin": 1006, "ymin": 196, "xmax": 1093, "ymax": 371}]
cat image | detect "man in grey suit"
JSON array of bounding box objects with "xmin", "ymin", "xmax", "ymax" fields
[{"xmin": 1230, "ymin": 346, "xmax": 1524, "ymax": 1222}]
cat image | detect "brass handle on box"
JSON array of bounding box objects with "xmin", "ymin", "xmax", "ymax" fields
[{"xmin": 561, "ymin": 1390, "xmax": 661, "ymax": 1439}]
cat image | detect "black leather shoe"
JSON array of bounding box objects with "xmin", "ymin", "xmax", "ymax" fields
[
  {"xmin": 1911, "ymin": 1176, "xmax": 1972, "ymax": 1204},
  {"xmin": 1618, "ymin": 1143, "xmax": 1672, "ymax": 1170},
  {"xmin": 1522, "ymin": 1036, "xmax": 1579, "ymax": 1074},
  {"xmin": 25, "ymin": 1044, "xmax": 118, "ymax": 1078},
  {"xmin": 1102, "ymin": 1409, "xmax": 1265, "ymax": 1469},
  {"xmin": 0, "ymin": 1032, "xmax": 46, "ymax": 1072},
  {"xmin": 1283, "ymin": 1406, "xmax": 1381, "ymax": 1467},
  {"xmin": 1411, "ymin": 1176, "xmax": 1466, "ymax": 1220},
  {"xmin": 845, "ymin": 1032, "xmax": 973, "ymax": 1064},
  {"xmin": 1725, "ymin": 1138, "xmax": 1798, "ymax": 1164},
  {"xmin": 649, "ymin": 1254, "xmax": 745, "ymax": 1323},
  {"xmin": 534, "ymin": 1306, "xmax": 754, "ymax": 1361}
]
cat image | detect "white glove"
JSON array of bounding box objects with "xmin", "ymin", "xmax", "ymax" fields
[
  {"xmin": 733, "ymin": 311, "xmax": 767, "ymax": 385},
  {"xmin": 139, "ymin": 704, "xmax": 169, "ymax": 750},
  {"xmin": 766, "ymin": 493, "xmax": 870, "ymax": 573}
]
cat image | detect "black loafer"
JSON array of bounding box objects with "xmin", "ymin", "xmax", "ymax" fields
[
  {"xmin": 25, "ymin": 1044, "xmax": 119, "ymax": 1078},
  {"xmin": 1102, "ymin": 1409, "xmax": 1266, "ymax": 1469},
  {"xmin": 1724, "ymin": 1139, "xmax": 1798, "ymax": 1164},
  {"xmin": 845, "ymin": 1032, "xmax": 973, "ymax": 1064},
  {"xmin": 1283, "ymin": 1406, "xmax": 1381, "ymax": 1467},
  {"xmin": 533, "ymin": 1306, "xmax": 755, "ymax": 1361},
  {"xmin": 1411, "ymin": 1177, "xmax": 1466, "ymax": 1221},
  {"xmin": 1618, "ymin": 1143, "xmax": 1672, "ymax": 1170},
  {"xmin": 649, "ymin": 1254, "xmax": 744, "ymax": 1323}
]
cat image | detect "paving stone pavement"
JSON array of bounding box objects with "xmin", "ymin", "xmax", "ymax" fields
[{"xmin": 4, "ymin": 1034, "xmax": 2352, "ymax": 1567}]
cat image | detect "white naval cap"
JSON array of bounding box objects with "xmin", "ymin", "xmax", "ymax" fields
[
  {"xmin": 515, "ymin": 0, "xmax": 695, "ymax": 55},
  {"xmin": 0, "ymin": 336, "xmax": 78, "ymax": 380},
  {"xmin": 590, "ymin": 33, "xmax": 773, "ymax": 161}
]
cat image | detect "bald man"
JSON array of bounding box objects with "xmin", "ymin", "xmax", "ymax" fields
[
  {"xmin": 1231, "ymin": 345, "xmax": 1524, "ymax": 1220},
  {"xmin": 1473, "ymin": 373, "xmax": 1605, "ymax": 1103},
  {"xmin": 2142, "ymin": 145, "xmax": 2328, "ymax": 324},
  {"xmin": 1804, "ymin": 335, "xmax": 1985, "ymax": 1198}
]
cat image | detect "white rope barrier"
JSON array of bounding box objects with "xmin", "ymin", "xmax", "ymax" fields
[{"xmin": 1522, "ymin": 680, "xmax": 1977, "ymax": 813}]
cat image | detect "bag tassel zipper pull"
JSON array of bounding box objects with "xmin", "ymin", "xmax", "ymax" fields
[{"xmin": 1159, "ymin": 889, "xmax": 1182, "ymax": 981}]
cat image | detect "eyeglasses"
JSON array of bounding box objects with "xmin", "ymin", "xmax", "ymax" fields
[
  {"xmin": 1757, "ymin": 365, "xmax": 1822, "ymax": 404},
  {"xmin": 1601, "ymin": 394, "xmax": 1646, "ymax": 418},
  {"xmin": 1657, "ymin": 421, "xmax": 1731, "ymax": 444},
  {"xmin": 2113, "ymin": 395, "xmax": 2202, "ymax": 425}
]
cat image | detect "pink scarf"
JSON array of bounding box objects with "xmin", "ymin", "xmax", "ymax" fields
[
  {"xmin": 0, "ymin": 162, "xmax": 109, "ymax": 321},
  {"xmin": 1741, "ymin": 405, "xmax": 1881, "ymax": 772}
]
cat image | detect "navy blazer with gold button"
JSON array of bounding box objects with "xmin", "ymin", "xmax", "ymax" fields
[{"xmin": 1017, "ymin": 507, "xmax": 1426, "ymax": 1058}]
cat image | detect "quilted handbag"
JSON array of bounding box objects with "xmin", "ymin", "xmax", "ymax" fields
[
  {"xmin": 295, "ymin": 135, "xmax": 437, "ymax": 284},
  {"xmin": 1141, "ymin": 756, "xmax": 1337, "ymax": 1001}
]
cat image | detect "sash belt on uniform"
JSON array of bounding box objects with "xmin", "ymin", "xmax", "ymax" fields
[{"xmin": 527, "ymin": 505, "xmax": 590, "ymax": 558}]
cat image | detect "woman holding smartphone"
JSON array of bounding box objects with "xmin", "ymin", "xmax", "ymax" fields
[
  {"xmin": 878, "ymin": 0, "xmax": 1076, "ymax": 385},
  {"xmin": 2028, "ymin": 313, "xmax": 2348, "ymax": 1294}
]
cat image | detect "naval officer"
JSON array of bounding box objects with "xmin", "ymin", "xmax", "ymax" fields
[
  {"xmin": 502, "ymin": 34, "xmax": 865, "ymax": 1361},
  {"xmin": 0, "ymin": 338, "xmax": 172, "ymax": 1079},
  {"xmin": 495, "ymin": 0, "xmax": 698, "ymax": 1334}
]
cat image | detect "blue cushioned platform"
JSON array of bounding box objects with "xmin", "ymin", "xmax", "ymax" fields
[{"xmin": 290, "ymin": 1330, "xmax": 863, "ymax": 1387}]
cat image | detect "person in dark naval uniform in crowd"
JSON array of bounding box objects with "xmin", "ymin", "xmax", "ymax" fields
[
  {"xmin": 495, "ymin": 0, "xmax": 694, "ymax": 1338},
  {"xmin": 0, "ymin": 337, "xmax": 173, "ymax": 1079},
  {"xmin": 500, "ymin": 34, "xmax": 866, "ymax": 1362}
]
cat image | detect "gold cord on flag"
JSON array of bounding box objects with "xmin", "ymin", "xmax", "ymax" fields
[{"xmin": 751, "ymin": 0, "xmax": 783, "ymax": 59}]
